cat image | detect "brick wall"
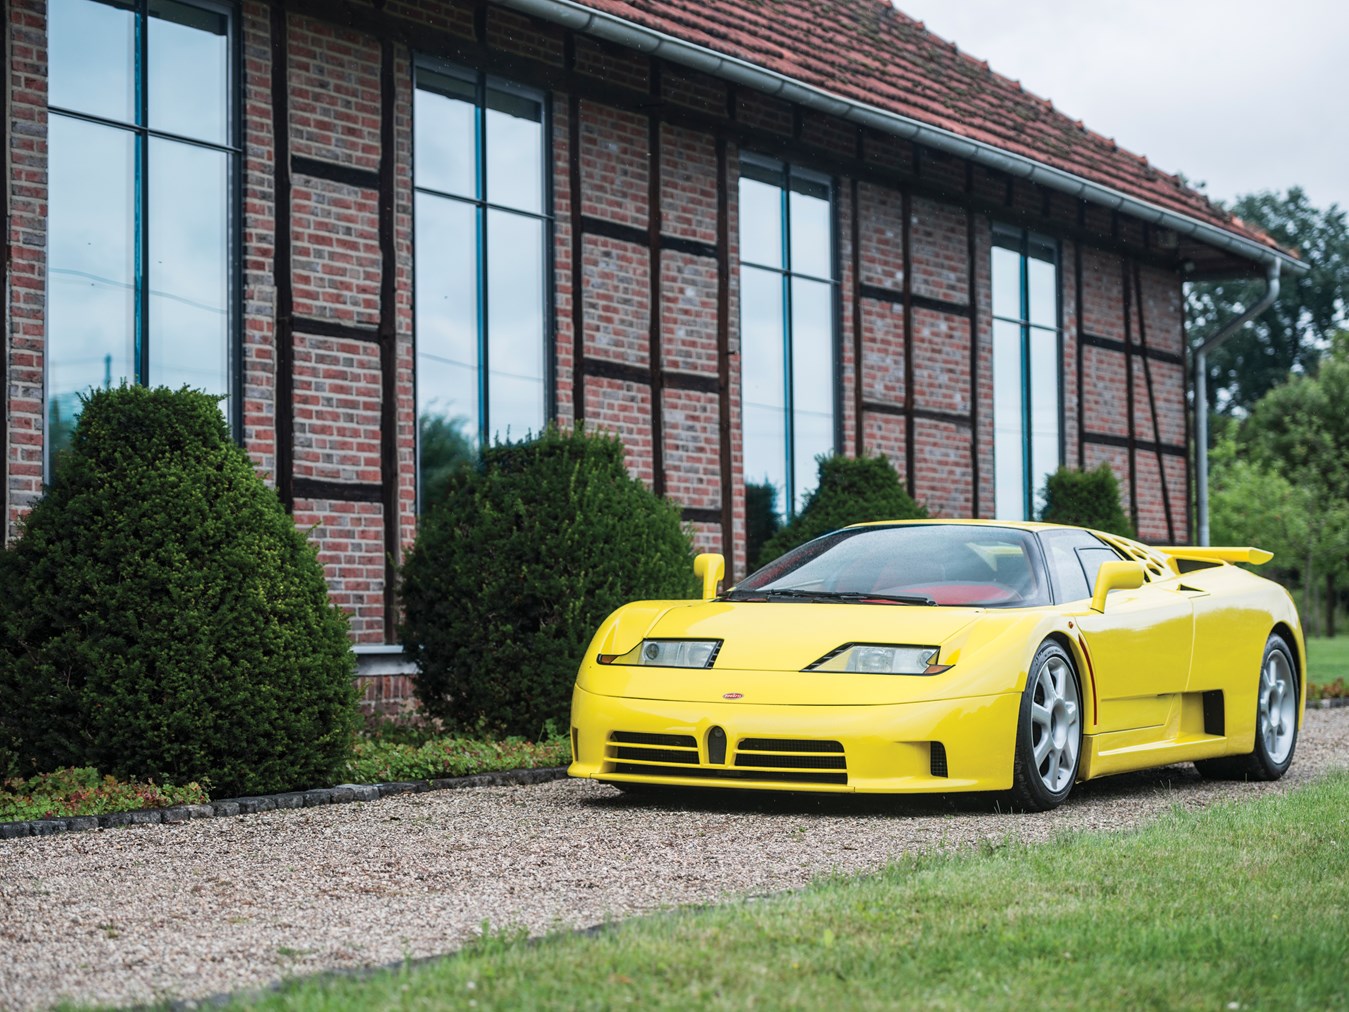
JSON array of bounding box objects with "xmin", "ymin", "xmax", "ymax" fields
[{"xmin": 5, "ymin": 0, "xmax": 1201, "ymax": 664}]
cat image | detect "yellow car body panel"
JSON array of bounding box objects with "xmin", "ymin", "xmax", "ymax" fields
[{"xmin": 568, "ymin": 520, "xmax": 1306, "ymax": 797}]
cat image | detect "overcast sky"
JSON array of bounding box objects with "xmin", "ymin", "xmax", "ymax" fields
[{"xmin": 890, "ymin": 0, "xmax": 1349, "ymax": 214}]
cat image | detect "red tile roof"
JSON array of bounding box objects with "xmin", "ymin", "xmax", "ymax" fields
[{"xmin": 569, "ymin": 0, "xmax": 1285, "ymax": 261}]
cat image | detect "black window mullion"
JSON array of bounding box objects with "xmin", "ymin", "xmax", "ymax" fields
[
  {"xmin": 476, "ymin": 74, "xmax": 490, "ymax": 445},
  {"xmin": 135, "ymin": 1, "xmax": 150, "ymax": 385}
]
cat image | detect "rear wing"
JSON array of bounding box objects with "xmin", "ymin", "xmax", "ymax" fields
[{"xmin": 1157, "ymin": 546, "xmax": 1273, "ymax": 566}]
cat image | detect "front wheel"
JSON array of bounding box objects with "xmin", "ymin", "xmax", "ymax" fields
[
  {"xmin": 1195, "ymin": 634, "xmax": 1299, "ymax": 781},
  {"xmin": 1007, "ymin": 641, "xmax": 1082, "ymax": 812}
]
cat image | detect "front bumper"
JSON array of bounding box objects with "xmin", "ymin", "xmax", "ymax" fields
[{"xmin": 568, "ymin": 684, "xmax": 1020, "ymax": 794}]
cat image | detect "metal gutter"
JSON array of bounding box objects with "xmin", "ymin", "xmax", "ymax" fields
[
  {"xmin": 1194, "ymin": 260, "xmax": 1281, "ymax": 545},
  {"xmin": 497, "ymin": 0, "xmax": 1305, "ymax": 275}
]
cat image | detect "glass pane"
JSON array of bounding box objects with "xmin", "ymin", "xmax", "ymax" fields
[
  {"xmin": 146, "ymin": 141, "xmax": 229, "ymax": 402},
  {"xmin": 416, "ymin": 193, "xmax": 480, "ymax": 458},
  {"xmin": 1044, "ymin": 537, "xmax": 1091, "ymax": 603},
  {"xmin": 1028, "ymin": 255, "xmax": 1057, "ymax": 330},
  {"xmin": 415, "ymin": 71, "xmax": 477, "ymax": 199},
  {"xmin": 47, "ymin": 116, "xmax": 136, "ymax": 456},
  {"xmin": 791, "ymin": 278, "xmax": 834, "ymax": 513},
  {"xmin": 486, "ymin": 209, "xmax": 546, "ymax": 441},
  {"xmin": 48, "ymin": 0, "xmax": 135, "ymax": 124},
  {"xmin": 1028, "ymin": 327, "xmax": 1061, "ymax": 517},
  {"xmin": 991, "ymin": 245, "xmax": 1022, "ymax": 322},
  {"xmin": 992, "ymin": 319, "xmax": 1025, "ymax": 520},
  {"xmin": 739, "ymin": 177, "xmax": 783, "ymax": 270},
  {"xmin": 740, "ymin": 266, "xmax": 786, "ymax": 517},
  {"xmin": 149, "ymin": 0, "xmax": 229, "ymax": 145},
  {"xmin": 789, "ymin": 180, "xmax": 831, "ymax": 280},
  {"xmin": 486, "ymin": 87, "xmax": 543, "ymax": 214}
]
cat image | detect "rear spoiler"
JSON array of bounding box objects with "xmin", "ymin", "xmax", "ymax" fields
[{"xmin": 1157, "ymin": 546, "xmax": 1273, "ymax": 566}]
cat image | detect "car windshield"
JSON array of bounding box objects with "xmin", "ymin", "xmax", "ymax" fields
[{"xmin": 729, "ymin": 524, "xmax": 1050, "ymax": 608}]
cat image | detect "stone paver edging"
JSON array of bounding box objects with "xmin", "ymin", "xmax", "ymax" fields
[{"xmin": 0, "ymin": 766, "xmax": 569, "ymax": 840}]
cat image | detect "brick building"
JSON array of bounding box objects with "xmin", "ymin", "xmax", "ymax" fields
[{"xmin": 3, "ymin": 0, "xmax": 1299, "ymax": 691}]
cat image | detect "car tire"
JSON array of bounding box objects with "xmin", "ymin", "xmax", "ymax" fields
[
  {"xmin": 1007, "ymin": 640, "xmax": 1083, "ymax": 812},
  {"xmin": 1194, "ymin": 633, "xmax": 1298, "ymax": 782}
]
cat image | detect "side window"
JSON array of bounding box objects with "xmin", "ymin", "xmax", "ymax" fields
[
  {"xmin": 1077, "ymin": 548, "xmax": 1122, "ymax": 593},
  {"xmin": 1040, "ymin": 531, "xmax": 1120, "ymax": 603}
]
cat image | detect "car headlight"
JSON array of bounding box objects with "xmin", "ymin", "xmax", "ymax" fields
[
  {"xmin": 598, "ymin": 639, "xmax": 722, "ymax": 668},
  {"xmin": 805, "ymin": 643, "xmax": 950, "ymax": 675}
]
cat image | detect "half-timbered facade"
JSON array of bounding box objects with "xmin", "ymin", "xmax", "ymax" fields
[{"xmin": 3, "ymin": 0, "xmax": 1299, "ymax": 701}]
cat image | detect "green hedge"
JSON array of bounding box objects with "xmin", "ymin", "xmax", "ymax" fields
[
  {"xmin": 0, "ymin": 386, "xmax": 358, "ymax": 795},
  {"xmin": 400, "ymin": 426, "xmax": 698, "ymax": 736},
  {"xmin": 1038, "ymin": 464, "xmax": 1135, "ymax": 536},
  {"xmin": 755, "ymin": 455, "xmax": 928, "ymax": 567}
]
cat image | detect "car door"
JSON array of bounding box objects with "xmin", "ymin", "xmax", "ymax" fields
[{"xmin": 1044, "ymin": 531, "xmax": 1194, "ymax": 733}]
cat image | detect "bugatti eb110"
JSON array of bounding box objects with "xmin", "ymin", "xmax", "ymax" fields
[{"xmin": 567, "ymin": 521, "xmax": 1304, "ymax": 811}]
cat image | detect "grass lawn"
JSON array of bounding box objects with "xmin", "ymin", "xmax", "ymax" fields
[
  {"xmin": 1305, "ymin": 635, "xmax": 1349, "ymax": 687},
  {"xmin": 238, "ymin": 772, "xmax": 1349, "ymax": 1011}
]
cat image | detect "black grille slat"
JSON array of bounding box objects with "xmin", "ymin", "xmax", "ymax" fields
[
  {"xmin": 738, "ymin": 738, "xmax": 844, "ymax": 754},
  {"xmin": 735, "ymin": 753, "xmax": 847, "ymax": 770},
  {"xmin": 612, "ymin": 763, "xmax": 847, "ymax": 786},
  {"xmin": 930, "ymin": 741, "xmax": 948, "ymax": 778},
  {"xmin": 611, "ymin": 746, "xmax": 699, "ymax": 764},
  {"xmin": 610, "ymin": 731, "xmax": 697, "ymax": 748}
]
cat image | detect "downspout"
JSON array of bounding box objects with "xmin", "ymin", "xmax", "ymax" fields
[{"xmin": 1194, "ymin": 260, "xmax": 1280, "ymax": 545}]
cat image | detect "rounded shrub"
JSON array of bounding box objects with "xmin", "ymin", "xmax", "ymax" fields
[
  {"xmin": 400, "ymin": 425, "xmax": 697, "ymax": 736},
  {"xmin": 755, "ymin": 455, "xmax": 928, "ymax": 568},
  {"xmin": 1038, "ymin": 464, "xmax": 1135, "ymax": 536},
  {"xmin": 0, "ymin": 386, "xmax": 358, "ymax": 796}
]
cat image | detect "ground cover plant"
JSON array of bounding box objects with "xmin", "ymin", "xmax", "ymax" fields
[
  {"xmin": 0, "ymin": 726, "xmax": 570, "ymax": 822},
  {"xmin": 236, "ymin": 773, "xmax": 1349, "ymax": 1010},
  {"xmin": 0, "ymin": 767, "xmax": 208, "ymax": 822},
  {"xmin": 343, "ymin": 731, "xmax": 570, "ymax": 783}
]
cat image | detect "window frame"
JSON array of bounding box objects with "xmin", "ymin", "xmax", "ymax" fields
[
  {"xmin": 737, "ymin": 152, "xmax": 841, "ymax": 521},
  {"xmin": 990, "ymin": 222, "xmax": 1063, "ymax": 521},
  {"xmin": 43, "ymin": 0, "xmax": 243, "ymax": 469},
  {"xmin": 411, "ymin": 57, "xmax": 555, "ymax": 510}
]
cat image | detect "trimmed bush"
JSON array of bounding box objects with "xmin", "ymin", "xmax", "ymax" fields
[
  {"xmin": 1038, "ymin": 464, "xmax": 1135, "ymax": 536},
  {"xmin": 744, "ymin": 481, "xmax": 782, "ymax": 572},
  {"xmin": 755, "ymin": 455, "xmax": 928, "ymax": 567},
  {"xmin": 0, "ymin": 386, "xmax": 358, "ymax": 796},
  {"xmin": 400, "ymin": 425, "xmax": 697, "ymax": 736}
]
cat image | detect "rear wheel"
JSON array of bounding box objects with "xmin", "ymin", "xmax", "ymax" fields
[
  {"xmin": 1007, "ymin": 641, "xmax": 1082, "ymax": 812},
  {"xmin": 1195, "ymin": 634, "xmax": 1298, "ymax": 781}
]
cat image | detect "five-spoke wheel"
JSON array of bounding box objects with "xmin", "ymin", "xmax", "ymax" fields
[
  {"xmin": 1196, "ymin": 633, "xmax": 1299, "ymax": 781},
  {"xmin": 1010, "ymin": 641, "xmax": 1082, "ymax": 811}
]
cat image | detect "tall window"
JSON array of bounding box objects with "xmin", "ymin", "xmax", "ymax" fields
[
  {"xmin": 739, "ymin": 157, "xmax": 837, "ymax": 520},
  {"xmin": 413, "ymin": 62, "xmax": 549, "ymax": 505},
  {"xmin": 46, "ymin": 0, "xmax": 235, "ymax": 459},
  {"xmin": 991, "ymin": 225, "xmax": 1061, "ymax": 520}
]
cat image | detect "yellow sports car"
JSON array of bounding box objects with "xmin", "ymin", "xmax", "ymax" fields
[{"xmin": 568, "ymin": 520, "xmax": 1305, "ymax": 810}]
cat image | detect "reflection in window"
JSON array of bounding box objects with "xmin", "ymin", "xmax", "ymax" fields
[
  {"xmin": 46, "ymin": 0, "xmax": 234, "ymax": 461},
  {"xmin": 414, "ymin": 62, "xmax": 549, "ymax": 508},
  {"xmin": 739, "ymin": 157, "xmax": 837, "ymax": 520},
  {"xmin": 992, "ymin": 226, "xmax": 1060, "ymax": 521}
]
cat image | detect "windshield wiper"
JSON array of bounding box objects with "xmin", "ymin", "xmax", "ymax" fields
[{"xmin": 726, "ymin": 588, "xmax": 937, "ymax": 606}]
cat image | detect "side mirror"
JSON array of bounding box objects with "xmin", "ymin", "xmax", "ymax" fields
[
  {"xmin": 1090, "ymin": 560, "xmax": 1146, "ymax": 613},
  {"xmin": 693, "ymin": 553, "xmax": 725, "ymax": 602}
]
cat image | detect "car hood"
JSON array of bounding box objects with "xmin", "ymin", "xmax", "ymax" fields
[{"xmin": 580, "ymin": 600, "xmax": 991, "ymax": 705}]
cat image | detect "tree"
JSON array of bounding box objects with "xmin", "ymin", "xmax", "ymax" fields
[
  {"xmin": 1187, "ymin": 188, "xmax": 1349, "ymax": 415},
  {"xmin": 1239, "ymin": 353, "xmax": 1349, "ymax": 635}
]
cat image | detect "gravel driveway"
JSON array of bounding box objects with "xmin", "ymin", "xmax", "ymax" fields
[{"xmin": 3, "ymin": 706, "xmax": 1347, "ymax": 1011}]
